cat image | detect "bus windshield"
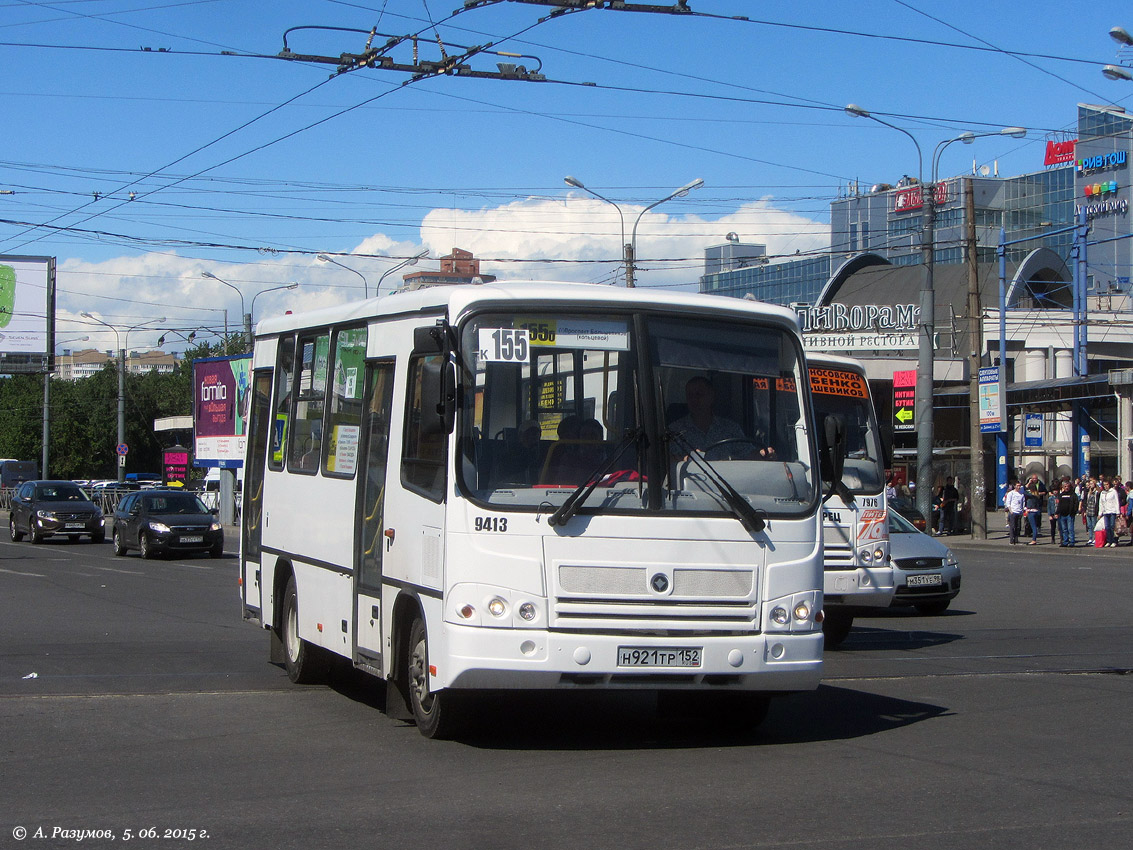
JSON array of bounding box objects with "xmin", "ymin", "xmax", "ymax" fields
[
  {"xmin": 458, "ymin": 310, "xmax": 816, "ymax": 519},
  {"xmin": 808, "ymin": 366, "xmax": 884, "ymax": 495}
]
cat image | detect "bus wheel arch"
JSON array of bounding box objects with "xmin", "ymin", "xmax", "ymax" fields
[
  {"xmin": 277, "ymin": 566, "xmax": 330, "ymax": 684},
  {"xmin": 392, "ymin": 594, "xmax": 464, "ymax": 739}
]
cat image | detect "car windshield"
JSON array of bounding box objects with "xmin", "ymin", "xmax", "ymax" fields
[
  {"xmin": 458, "ymin": 309, "xmax": 816, "ymax": 519},
  {"xmin": 808, "ymin": 366, "xmax": 884, "ymax": 495},
  {"xmin": 888, "ymin": 510, "xmax": 919, "ymax": 534},
  {"xmin": 143, "ymin": 494, "xmax": 209, "ymax": 514},
  {"xmin": 35, "ymin": 484, "xmax": 88, "ymax": 502}
]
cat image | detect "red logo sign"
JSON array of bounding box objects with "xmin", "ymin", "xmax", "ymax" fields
[
  {"xmin": 893, "ymin": 182, "xmax": 948, "ymax": 213},
  {"xmin": 1044, "ymin": 139, "xmax": 1077, "ymax": 166}
]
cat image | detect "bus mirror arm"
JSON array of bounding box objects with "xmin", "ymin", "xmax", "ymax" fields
[{"xmin": 820, "ymin": 414, "xmax": 848, "ymax": 499}]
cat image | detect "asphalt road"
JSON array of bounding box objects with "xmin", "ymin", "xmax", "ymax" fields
[{"xmin": 1, "ymin": 533, "xmax": 1130, "ymax": 850}]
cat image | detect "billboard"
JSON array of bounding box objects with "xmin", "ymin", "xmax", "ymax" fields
[
  {"xmin": 0, "ymin": 254, "xmax": 54, "ymax": 374},
  {"xmin": 193, "ymin": 354, "xmax": 252, "ymax": 468}
]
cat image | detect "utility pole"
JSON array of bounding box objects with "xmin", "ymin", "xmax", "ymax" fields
[{"xmin": 965, "ymin": 179, "xmax": 987, "ymax": 538}]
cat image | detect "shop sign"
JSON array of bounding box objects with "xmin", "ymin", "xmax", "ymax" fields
[
  {"xmin": 795, "ymin": 302, "xmax": 918, "ymax": 333},
  {"xmin": 892, "ymin": 369, "xmax": 916, "ymax": 432},
  {"xmin": 1044, "ymin": 139, "xmax": 1077, "ymax": 166},
  {"xmin": 1077, "ymin": 150, "xmax": 1127, "ymax": 174},
  {"xmin": 893, "ymin": 182, "xmax": 947, "ymax": 213},
  {"xmin": 1074, "ymin": 197, "xmax": 1129, "ymax": 220}
]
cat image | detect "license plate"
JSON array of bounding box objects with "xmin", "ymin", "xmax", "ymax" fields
[
  {"xmin": 180, "ymin": 535, "xmax": 204, "ymax": 544},
  {"xmin": 65, "ymin": 522, "xmax": 86, "ymax": 529},
  {"xmin": 906, "ymin": 573, "xmax": 943, "ymax": 587},
  {"xmin": 617, "ymin": 647, "xmax": 702, "ymax": 668}
]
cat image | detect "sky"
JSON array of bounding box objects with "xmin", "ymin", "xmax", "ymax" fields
[{"xmin": 2, "ymin": 0, "xmax": 1132, "ymax": 353}]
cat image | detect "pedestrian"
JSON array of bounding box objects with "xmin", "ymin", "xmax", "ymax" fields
[
  {"xmin": 1099, "ymin": 478, "xmax": 1120, "ymax": 547},
  {"xmin": 1024, "ymin": 479, "xmax": 1044, "ymax": 544},
  {"xmin": 936, "ymin": 476, "xmax": 959, "ymax": 536},
  {"xmin": 1004, "ymin": 481, "xmax": 1025, "ymax": 545},
  {"xmin": 1047, "ymin": 487, "xmax": 1059, "ymax": 544},
  {"xmin": 1056, "ymin": 480, "xmax": 1079, "ymax": 547},
  {"xmin": 1083, "ymin": 477, "xmax": 1099, "ymax": 540}
]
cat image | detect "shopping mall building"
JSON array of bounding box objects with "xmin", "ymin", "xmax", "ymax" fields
[{"xmin": 700, "ymin": 103, "xmax": 1133, "ymax": 510}]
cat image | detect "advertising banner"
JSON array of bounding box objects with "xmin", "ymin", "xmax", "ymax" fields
[
  {"xmin": 0, "ymin": 254, "xmax": 53, "ymax": 373},
  {"xmin": 193, "ymin": 354, "xmax": 252, "ymax": 467}
]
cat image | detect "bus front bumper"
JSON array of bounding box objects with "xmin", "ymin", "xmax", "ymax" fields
[
  {"xmin": 823, "ymin": 567, "xmax": 896, "ymax": 608},
  {"xmin": 437, "ymin": 624, "xmax": 823, "ymax": 693}
]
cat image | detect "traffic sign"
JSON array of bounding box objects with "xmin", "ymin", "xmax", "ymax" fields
[{"xmin": 116, "ymin": 443, "xmax": 129, "ymax": 456}]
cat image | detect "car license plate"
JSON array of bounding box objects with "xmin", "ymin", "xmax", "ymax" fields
[
  {"xmin": 906, "ymin": 573, "xmax": 943, "ymax": 587},
  {"xmin": 617, "ymin": 647, "xmax": 701, "ymax": 668},
  {"xmin": 65, "ymin": 522, "xmax": 86, "ymax": 529},
  {"xmin": 180, "ymin": 535, "xmax": 204, "ymax": 544}
]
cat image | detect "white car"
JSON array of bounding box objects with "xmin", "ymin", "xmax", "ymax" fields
[{"xmin": 887, "ymin": 509, "xmax": 962, "ymax": 615}]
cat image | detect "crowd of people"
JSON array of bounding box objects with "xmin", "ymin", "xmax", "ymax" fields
[{"xmin": 1002, "ymin": 473, "xmax": 1132, "ymax": 547}]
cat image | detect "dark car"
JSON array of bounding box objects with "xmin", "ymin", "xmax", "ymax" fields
[
  {"xmin": 9, "ymin": 480, "xmax": 105, "ymax": 543},
  {"xmin": 889, "ymin": 493, "xmax": 927, "ymax": 532},
  {"xmin": 112, "ymin": 489, "xmax": 224, "ymax": 559}
]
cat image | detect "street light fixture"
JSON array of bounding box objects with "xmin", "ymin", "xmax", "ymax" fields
[
  {"xmin": 201, "ymin": 271, "xmax": 248, "ymax": 346},
  {"xmin": 317, "ymin": 254, "xmax": 370, "ymax": 298},
  {"xmin": 250, "ymin": 282, "xmax": 299, "ymax": 332},
  {"xmin": 376, "ymin": 250, "xmax": 429, "ymax": 294},
  {"xmin": 79, "ymin": 313, "xmax": 166, "ymax": 483},
  {"xmin": 563, "ymin": 176, "xmax": 704, "ymax": 287},
  {"xmin": 1104, "ymin": 25, "xmax": 1133, "ymax": 80}
]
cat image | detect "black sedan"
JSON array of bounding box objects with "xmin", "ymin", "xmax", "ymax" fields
[
  {"xmin": 112, "ymin": 489, "xmax": 224, "ymax": 559},
  {"xmin": 9, "ymin": 480, "xmax": 105, "ymax": 543}
]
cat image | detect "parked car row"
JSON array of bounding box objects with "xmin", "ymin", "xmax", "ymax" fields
[{"xmin": 7, "ymin": 479, "xmax": 223, "ymax": 558}]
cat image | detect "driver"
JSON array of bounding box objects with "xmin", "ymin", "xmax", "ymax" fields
[{"xmin": 670, "ymin": 376, "xmax": 750, "ymax": 461}]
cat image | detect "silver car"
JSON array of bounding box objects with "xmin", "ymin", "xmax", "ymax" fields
[{"xmin": 888, "ymin": 509, "xmax": 961, "ymax": 614}]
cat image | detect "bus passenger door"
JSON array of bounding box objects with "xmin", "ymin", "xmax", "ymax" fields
[
  {"xmin": 241, "ymin": 369, "xmax": 274, "ymax": 620},
  {"xmin": 354, "ymin": 359, "xmax": 395, "ymax": 667}
]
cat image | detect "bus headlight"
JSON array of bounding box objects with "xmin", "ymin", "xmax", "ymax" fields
[
  {"xmin": 487, "ymin": 597, "xmax": 508, "ymax": 618},
  {"xmin": 518, "ymin": 602, "xmax": 537, "ymax": 621},
  {"xmin": 858, "ymin": 547, "xmax": 873, "ymax": 565},
  {"xmin": 793, "ymin": 602, "xmax": 811, "ymax": 622},
  {"xmin": 771, "ymin": 606, "xmax": 790, "ymax": 625}
]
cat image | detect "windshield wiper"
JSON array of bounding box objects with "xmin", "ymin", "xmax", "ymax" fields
[
  {"xmin": 668, "ymin": 431, "xmax": 766, "ymax": 534},
  {"xmin": 547, "ymin": 428, "xmax": 644, "ymax": 528}
]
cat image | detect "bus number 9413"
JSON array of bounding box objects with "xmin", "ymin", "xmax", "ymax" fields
[{"xmin": 474, "ymin": 516, "xmax": 508, "ymax": 533}]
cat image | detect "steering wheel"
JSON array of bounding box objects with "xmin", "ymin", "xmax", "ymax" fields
[{"xmin": 699, "ymin": 438, "xmax": 769, "ymax": 461}]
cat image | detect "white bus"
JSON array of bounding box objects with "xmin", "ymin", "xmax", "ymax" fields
[
  {"xmin": 240, "ymin": 282, "xmax": 840, "ymax": 737},
  {"xmin": 806, "ymin": 353, "xmax": 893, "ymax": 647}
]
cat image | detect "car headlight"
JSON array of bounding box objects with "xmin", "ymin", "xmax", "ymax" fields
[
  {"xmin": 210, "ymin": 521, "xmax": 222, "ymax": 532},
  {"xmin": 36, "ymin": 510, "xmax": 56, "ymax": 520},
  {"xmin": 946, "ymin": 551, "xmax": 959, "ymax": 568},
  {"xmin": 148, "ymin": 521, "xmax": 171, "ymax": 534}
]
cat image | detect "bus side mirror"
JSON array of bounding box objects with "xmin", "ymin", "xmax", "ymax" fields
[
  {"xmin": 820, "ymin": 413, "xmax": 847, "ymax": 492},
  {"xmin": 419, "ymin": 356, "xmax": 457, "ymax": 437}
]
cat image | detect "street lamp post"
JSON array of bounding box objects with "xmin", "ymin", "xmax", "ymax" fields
[
  {"xmin": 250, "ymin": 283, "xmax": 299, "ymax": 333},
  {"xmin": 847, "ymin": 103, "xmax": 1026, "ymax": 531},
  {"xmin": 43, "ymin": 335, "xmax": 88, "ymax": 479},
  {"xmin": 80, "ymin": 314, "xmax": 166, "ymax": 483},
  {"xmin": 564, "ymin": 176, "xmax": 704, "ymax": 287},
  {"xmin": 376, "ymin": 250, "xmax": 428, "ymax": 294},
  {"xmin": 317, "ymin": 254, "xmax": 369, "ymax": 298},
  {"xmin": 201, "ymin": 272, "xmax": 248, "ymax": 347}
]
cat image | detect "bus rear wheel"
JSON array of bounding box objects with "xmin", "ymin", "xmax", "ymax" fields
[
  {"xmin": 281, "ymin": 577, "xmax": 329, "ymax": 684},
  {"xmin": 406, "ymin": 614, "xmax": 463, "ymax": 739}
]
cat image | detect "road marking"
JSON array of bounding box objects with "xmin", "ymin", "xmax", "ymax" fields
[
  {"xmin": 0, "ymin": 567, "xmax": 46, "ymax": 577},
  {"xmin": 97, "ymin": 567, "xmax": 145, "ymax": 575}
]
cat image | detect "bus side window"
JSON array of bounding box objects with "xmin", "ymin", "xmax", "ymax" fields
[
  {"xmin": 287, "ymin": 331, "xmax": 330, "ymax": 474},
  {"xmin": 269, "ymin": 336, "xmax": 295, "ymax": 471},
  {"xmin": 401, "ymin": 354, "xmax": 447, "ymax": 502}
]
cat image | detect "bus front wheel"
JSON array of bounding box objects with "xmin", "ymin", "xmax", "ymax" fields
[
  {"xmin": 281, "ymin": 577, "xmax": 329, "ymax": 685},
  {"xmin": 822, "ymin": 609, "xmax": 854, "ymax": 649},
  {"xmin": 406, "ymin": 614, "xmax": 463, "ymax": 739}
]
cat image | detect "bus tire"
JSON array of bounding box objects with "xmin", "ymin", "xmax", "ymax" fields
[
  {"xmin": 281, "ymin": 577, "xmax": 329, "ymax": 685},
  {"xmin": 406, "ymin": 614, "xmax": 463, "ymax": 739},
  {"xmin": 822, "ymin": 610, "xmax": 854, "ymax": 649}
]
